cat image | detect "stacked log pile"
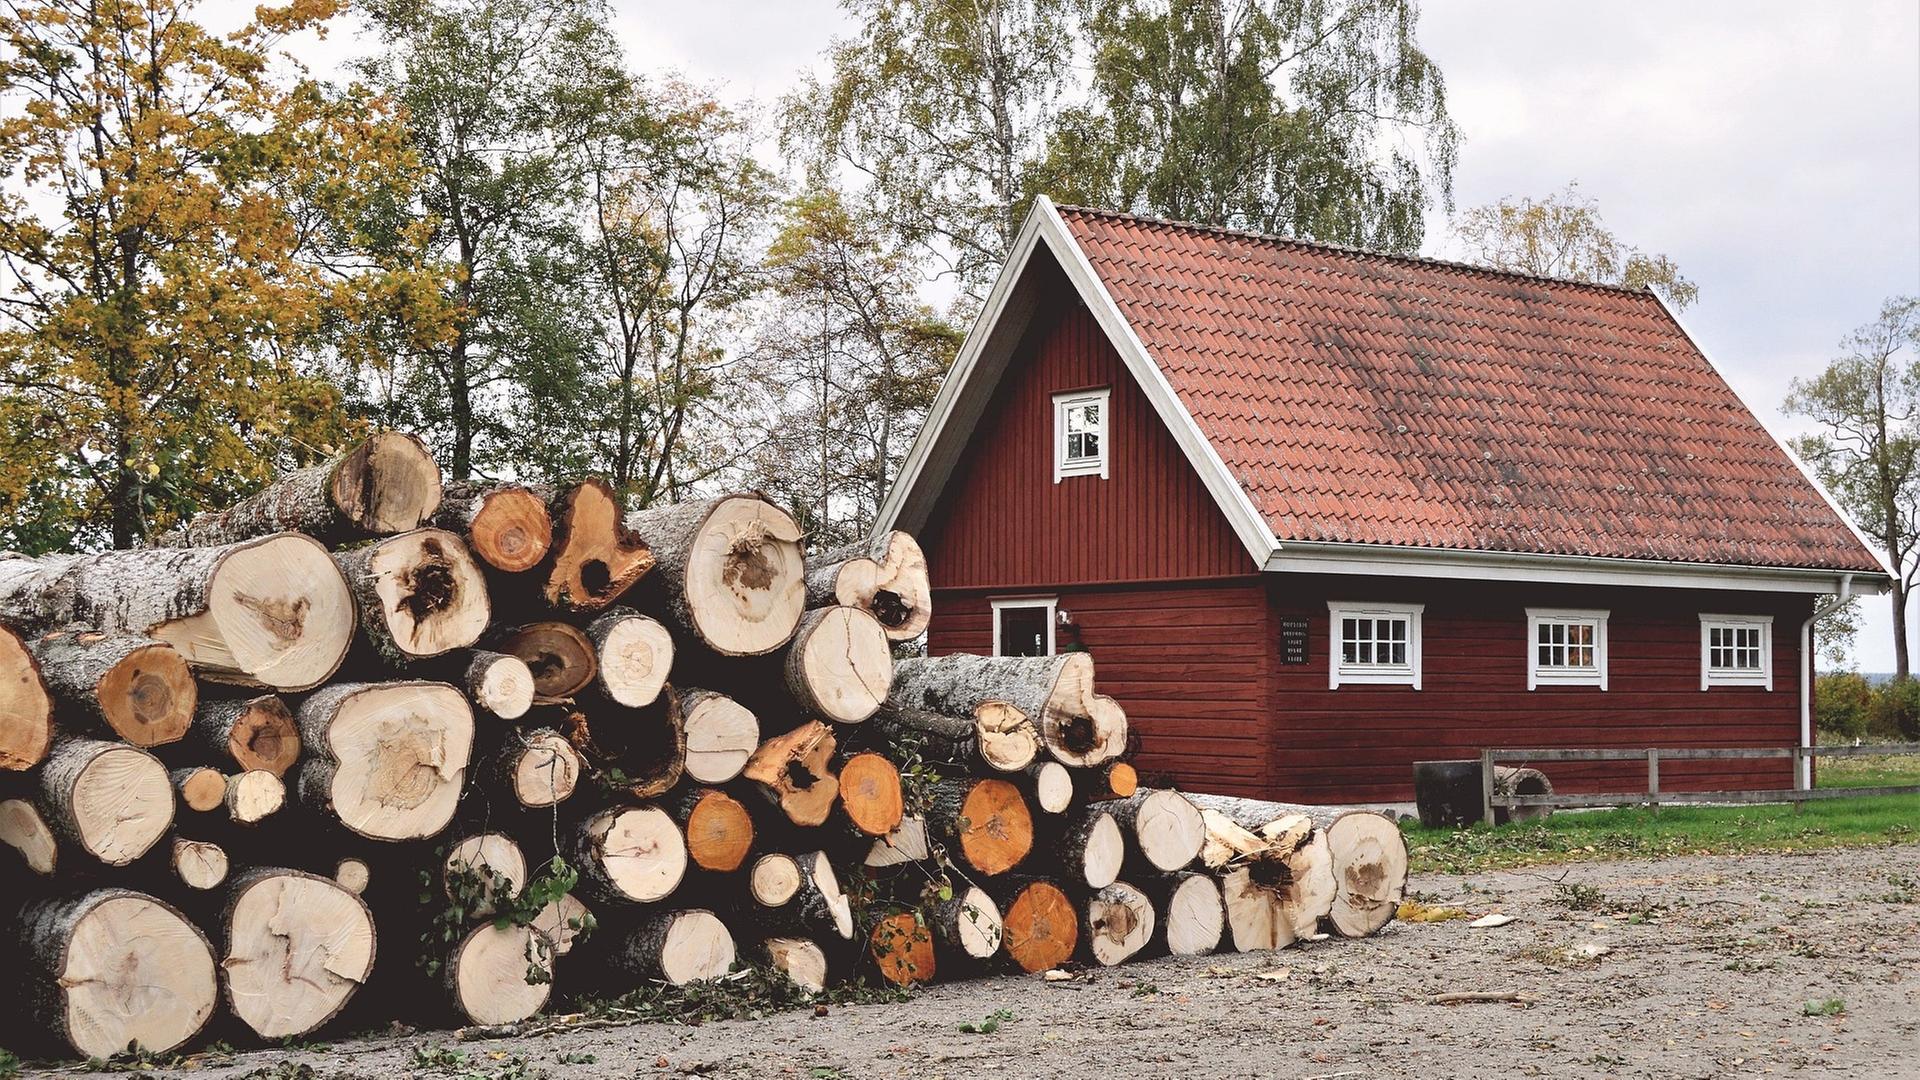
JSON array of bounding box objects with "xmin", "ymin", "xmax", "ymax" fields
[{"xmin": 0, "ymin": 431, "xmax": 1407, "ymax": 1061}]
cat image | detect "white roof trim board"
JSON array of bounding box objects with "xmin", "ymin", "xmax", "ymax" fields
[{"xmin": 873, "ymin": 196, "xmax": 1887, "ymax": 596}]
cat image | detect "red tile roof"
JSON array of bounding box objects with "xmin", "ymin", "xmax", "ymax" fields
[{"xmin": 1056, "ymin": 206, "xmax": 1885, "ymax": 574}]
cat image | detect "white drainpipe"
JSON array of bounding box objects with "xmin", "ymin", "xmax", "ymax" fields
[{"xmin": 1800, "ymin": 574, "xmax": 1855, "ymax": 790}]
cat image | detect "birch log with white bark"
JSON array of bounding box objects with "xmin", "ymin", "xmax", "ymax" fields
[
  {"xmin": 27, "ymin": 630, "xmax": 195, "ymax": 747},
  {"xmin": 625, "ymin": 494, "xmax": 805, "ymax": 657},
  {"xmin": 433, "ymin": 481, "xmax": 553, "ymax": 573},
  {"xmin": 804, "ymin": 531, "xmax": 931, "ymax": 641},
  {"xmin": 0, "ymin": 624, "xmax": 52, "ymax": 771},
  {"xmin": 605, "ymin": 909, "xmax": 734, "ymax": 986},
  {"xmin": 888, "ymin": 653, "xmax": 1125, "ymax": 767},
  {"xmin": 296, "ymin": 682, "xmax": 474, "ymax": 842},
  {"xmin": 154, "ymin": 431, "xmax": 441, "ymax": 546}
]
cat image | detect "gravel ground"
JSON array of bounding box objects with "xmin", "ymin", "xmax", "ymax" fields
[{"xmin": 56, "ymin": 842, "xmax": 1920, "ymax": 1080}]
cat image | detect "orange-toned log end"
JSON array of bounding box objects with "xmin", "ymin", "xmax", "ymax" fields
[
  {"xmin": 497, "ymin": 622, "xmax": 597, "ymax": 701},
  {"xmin": 960, "ymin": 779, "xmax": 1033, "ymax": 876},
  {"xmin": 1002, "ymin": 882, "xmax": 1078, "ymax": 973},
  {"xmin": 545, "ymin": 480, "xmax": 654, "ymax": 612},
  {"xmin": 471, "ymin": 487, "xmax": 554, "ymax": 573},
  {"xmin": 102, "ymin": 643, "xmax": 196, "ymax": 748},
  {"xmin": 0, "ymin": 627, "xmax": 52, "ymax": 770},
  {"xmin": 225, "ymin": 697, "xmax": 300, "ymax": 777},
  {"xmin": 1104, "ymin": 762, "xmax": 1138, "ymax": 799},
  {"xmin": 174, "ymin": 767, "xmax": 227, "ymax": 813},
  {"xmin": 837, "ymin": 752, "xmax": 905, "ymax": 837},
  {"xmin": 869, "ymin": 912, "xmax": 935, "ymax": 986},
  {"xmin": 742, "ymin": 721, "xmax": 839, "ymax": 827},
  {"xmin": 684, "ymin": 790, "xmax": 754, "ymax": 872}
]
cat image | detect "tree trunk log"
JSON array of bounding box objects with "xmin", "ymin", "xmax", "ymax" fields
[
  {"xmin": 487, "ymin": 726, "xmax": 581, "ymax": 810},
  {"xmin": 867, "ymin": 910, "xmax": 934, "ymax": 986},
  {"xmin": 804, "ymin": 531, "xmax": 931, "ymax": 642},
  {"xmin": 493, "ymin": 622, "xmax": 597, "ymax": 702},
  {"xmin": 562, "ymin": 692, "xmax": 685, "ymax": 800},
  {"xmin": 587, "ymin": 607, "xmax": 673, "ymax": 708},
  {"xmin": 434, "ymin": 481, "xmax": 552, "ymax": 574},
  {"xmin": 835, "ymin": 750, "xmax": 905, "ymax": 837},
  {"xmin": 442, "ymin": 921, "xmax": 552, "ymax": 1026},
  {"xmin": 0, "ymin": 535, "xmax": 354, "ymax": 691},
  {"xmin": 863, "ymin": 816, "xmax": 930, "ymax": 868},
  {"xmin": 334, "ymin": 857, "xmax": 371, "ymax": 896},
  {"xmin": 155, "ymin": 431, "xmax": 441, "ymax": 547},
  {"xmin": 1082, "ymin": 880, "xmax": 1155, "ymax": 967},
  {"xmin": 219, "ymin": 868, "xmax": 377, "ymax": 1040},
  {"xmin": 443, "ymin": 833, "xmax": 528, "ymax": 919},
  {"xmin": 169, "ymin": 837, "xmax": 229, "ymax": 891},
  {"xmin": 530, "ymin": 893, "xmax": 592, "ymax": 956},
  {"xmin": 865, "ymin": 700, "xmax": 1036, "ymax": 773},
  {"xmin": 784, "ymin": 606, "xmax": 893, "ymax": 724},
  {"xmin": 12, "ymin": 889, "xmax": 217, "ymax": 1058},
  {"xmin": 606, "ymin": 909, "xmax": 735, "ymax": 986},
  {"xmin": 26, "ymin": 631, "xmax": 194, "ymax": 748},
  {"xmin": 741, "ymin": 721, "xmax": 839, "ymax": 827},
  {"xmin": 671, "ymin": 787, "xmax": 755, "ymax": 873},
  {"xmin": 1108, "ymin": 789, "xmax": 1205, "ymax": 873},
  {"xmin": 625, "ymin": 494, "xmax": 805, "ymax": 657},
  {"xmin": 296, "ymin": 681, "xmax": 474, "ymax": 842},
  {"xmin": 1026, "ymin": 760, "xmax": 1073, "ymax": 814},
  {"xmin": 0, "ymin": 796, "xmax": 56, "ymax": 875},
  {"xmin": 679, "ymin": 689, "xmax": 758, "ymax": 784},
  {"xmin": 221, "ymin": 770, "xmax": 286, "ymax": 826},
  {"xmin": 174, "ymin": 765, "xmax": 228, "ymax": 813},
  {"xmin": 1139, "ymin": 872, "xmax": 1224, "ymax": 957},
  {"xmin": 567, "ymin": 805, "xmax": 687, "ymax": 904},
  {"xmin": 888, "ymin": 654, "xmax": 1125, "ymax": 767},
  {"xmin": 930, "ymin": 884, "xmax": 1004, "ymax": 964},
  {"xmin": 0, "ymin": 623, "xmax": 53, "ymax": 771},
  {"xmin": 450, "ymin": 650, "xmax": 536, "ymax": 720},
  {"xmin": 1182, "ymin": 793, "xmax": 1391, "ymax": 938},
  {"xmin": 924, "ymin": 777, "xmax": 1033, "ymax": 877},
  {"xmin": 334, "ymin": 529, "xmax": 490, "ymax": 665},
  {"xmin": 1080, "ymin": 761, "xmax": 1138, "ymax": 802},
  {"xmin": 1322, "ymin": 810, "xmax": 1408, "ymax": 938},
  {"xmin": 1053, "ymin": 807, "xmax": 1125, "ymax": 890},
  {"xmin": 543, "ymin": 479, "xmax": 654, "ymax": 612},
  {"xmin": 739, "ymin": 849, "xmax": 853, "ymax": 941},
  {"xmin": 40, "ymin": 737, "xmax": 172, "ymax": 866},
  {"xmin": 761, "ymin": 937, "xmax": 830, "ymax": 993},
  {"xmin": 995, "ymin": 879, "xmax": 1078, "ymax": 974},
  {"xmin": 193, "ymin": 694, "xmax": 300, "ymax": 777}
]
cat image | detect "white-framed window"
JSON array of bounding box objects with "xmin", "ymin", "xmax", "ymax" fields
[
  {"xmin": 1526, "ymin": 608, "xmax": 1609, "ymax": 690},
  {"xmin": 992, "ymin": 597, "xmax": 1057, "ymax": 657},
  {"xmin": 1053, "ymin": 388, "xmax": 1110, "ymax": 481},
  {"xmin": 1327, "ymin": 602, "xmax": 1423, "ymax": 689},
  {"xmin": 1699, "ymin": 614, "xmax": 1773, "ymax": 690}
]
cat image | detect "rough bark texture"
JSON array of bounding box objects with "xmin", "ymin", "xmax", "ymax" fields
[
  {"xmin": 155, "ymin": 432, "xmax": 441, "ymax": 547},
  {"xmin": 434, "ymin": 482, "xmax": 553, "ymax": 573},
  {"xmin": 889, "ymin": 653, "xmax": 1124, "ymax": 767},
  {"xmin": 27, "ymin": 630, "xmax": 195, "ymax": 747},
  {"xmin": 334, "ymin": 529, "xmax": 491, "ymax": 666},
  {"xmin": 567, "ymin": 805, "xmax": 687, "ymax": 905},
  {"xmin": 0, "ymin": 624, "xmax": 53, "ymax": 770},
  {"xmin": 1108, "ymin": 789, "xmax": 1205, "ymax": 873},
  {"xmin": 804, "ymin": 531, "xmax": 931, "ymax": 642},
  {"xmin": 295, "ymin": 681, "xmax": 474, "ymax": 842},
  {"xmin": 193, "ymin": 694, "xmax": 300, "ymax": 776},
  {"xmin": 0, "ymin": 535, "xmax": 355, "ymax": 691},
  {"xmin": 544, "ymin": 479, "xmax": 654, "ymax": 612},
  {"xmin": 783, "ymin": 606, "xmax": 893, "ymax": 724},
  {"xmin": 39, "ymin": 737, "xmax": 173, "ymax": 865},
  {"xmin": 605, "ymin": 909, "xmax": 735, "ymax": 986},
  {"xmin": 563, "ymin": 691, "xmax": 685, "ymax": 800},
  {"xmin": 625, "ymin": 494, "xmax": 805, "ymax": 657}
]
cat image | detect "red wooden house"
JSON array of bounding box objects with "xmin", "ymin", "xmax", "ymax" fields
[{"xmin": 875, "ymin": 199, "xmax": 1892, "ymax": 803}]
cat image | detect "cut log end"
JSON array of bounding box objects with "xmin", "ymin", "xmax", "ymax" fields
[
  {"xmin": 333, "ymin": 857, "xmax": 371, "ymax": 895},
  {"xmin": 654, "ymin": 910, "xmax": 736, "ymax": 985},
  {"xmin": 787, "ymin": 606, "xmax": 892, "ymax": 724},
  {"xmin": 1085, "ymin": 881, "xmax": 1155, "ymax": 966},
  {"xmin": 1221, "ymin": 866, "xmax": 1296, "ymax": 952},
  {"xmin": 1325, "ymin": 811, "xmax": 1409, "ymax": 938},
  {"xmin": 226, "ymin": 770, "xmax": 285, "ymax": 825},
  {"xmin": 829, "ymin": 531, "xmax": 932, "ymax": 641},
  {"xmin": 742, "ymin": 721, "xmax": 839, "ymax": 827},
  {"xmin": 580, "ymin": 806, "xmax": 687, "ymax": 903},
  {"xmin": 975, "ymin": 701, "xmax": 1039, "ymax": 772},
  {"xmin": 0, "ymin": 797, "xmax": 56, "ymax": 874},
  {"xmin": 331, "ymin": 430, "xmax": 442, "ymax": 535},
  {"xmin": 837, "ymin": 751, "xmax": 905, "ymax": 836},
  {"xmin": 445, "ymin": 833, "xmax": 529, "ymax": 917},
  {"xmin": 954, "ymin": 779, "xmax": 1034, "ymax": 876},
  {"xmin": 674, "ymin": 496, "xmax": 807, "ymax": 656},
  {"xmin": 348, "ymin": 529, "xmax": 491, "ymax": 660},
  {"xmin": 508, "ymin": 729, "xmax": 581, "ymax": 808},
  {"xmin": 547, "ymin": 480, "xmax": 654, "ymax": 612},
  {"xmin": 763, "ymin": 937, "xmax": 830, "ymax": 993},
  {"xmin": 531, "ymin": 893, "xmax": 592, "ymax": 956},
  {"xmin": 591, "ymin": 610, "xmax": 674, "ymax": 708},
  {"xmin": 464, "ymin": 486, "xmax": 553, "ymax": 573},
  {"xmin": 208, "ymin": 695, "xmax": 301, "ymax": 776},
  {"xmin": 1128, "ymin": 790, "xmax": 1205, "ymax": 872},
  {"xmin": 299, "ymin": 681, "xmax": 474, "ymax": 842},
  {"xmin": 160, "ymin": 533, "xmax": 355, "ymax": 691},
  {"xmin": 468, "ymin": 651, "xmax": 536, "ymax": 720},
  {"xmin": 1002, "ymin": 882, "xmax": 1078, "ymax": 974},
  {"xmin": 56, "ymin": 742, "xmax": 173, "ymax": 865},
  {"xmin": 869, "ymin": 911, "xmax": 935, "ymax": 986},
  {"xmin": 0, "ymin": 626, "xmax": 52, "ymax": 770},
  {"xmin": 681, "ymin": 691, "xmax": 759, "ymax": 784},
  {"xmin": 1077, "ymin": 811, "xmax": 1125, "ymax": 890},
  {"xmin": 682, "ymin": 789, "xmax": 754, "ymax": 873},
  {"xmin": 1159, "ymin": 874, "xmax": 1225, "ymax": 956},
  {"xmin": 945, "ymin": 886, "xmax": 1004, "ymax": 960},
  {"xmin": 865, "ymin": 816, "xmax": 930, "ymax": 867},
  {"xmin": 64, "ymin": 635, "xmax": 197, "ymax": 747},
  {"xmin": 749, "ymin": 852, "xmax": 802, "ymax": 907},
  {"xmin": 1030, "ymin": 760, "xmax": 1073, "ymax": 814},
  {"xmin": 175, "ymin": 766, "xmax": 228, "ymax": 813},
  {"xmin": 27, "ymin": 891, "xmax": 217, "ymax": 1059},
  {"xmin": 497, "ymin": 622, "xmax": 597, "ymax": 702},
  {"xmin": 449, "ymin": 922, "xmax": 551, "ymax": 1026},
  {"xmin": 223, "ymin": 869, "xmax": 376, "ymax": 1039},
  {"xmin": 170, "ymin": 839, "xmax": 229, "ymax": 890}
]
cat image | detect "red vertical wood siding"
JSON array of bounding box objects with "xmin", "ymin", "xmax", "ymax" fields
[{"xmin": 918, "ymin": 286, "xmax": 1257, "ymax": 589}]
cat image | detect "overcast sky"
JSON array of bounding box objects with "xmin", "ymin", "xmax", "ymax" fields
[{"xmin": 286, "ymin": 0, "xmax": 1920, "ymax": 667}]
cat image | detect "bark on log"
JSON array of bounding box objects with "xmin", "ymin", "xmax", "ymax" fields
[
  {"xmin": 680, "ymin": 689, "xmax": 759, "ymax": 784},
  {"xmin": 1182, "ymin": 793, "xmax": 1387, "ymax": 938},
  {"xmin": 804, "ymin": 531, "xmax": 931, "ymax": 642},
  {"xmin": 296, "ymin": 682, "xmax": 474, "ymax": 842},
  {"xmin": 567, "ymin": 805, "xmax": 687, "ymax": 904},
  {"xmin": 924, "ymin": 777, "xmax": 1033, "ymax": 876},
  {"xmin": 193, "ymin": 694, "xmax": 300, "ymax": 777},
  {"xmin": 741, "ymin": 721, "xmax": 839, "ymax": 827},
  {"xmin": 740, "ymin": 849, "xmax": 853, "ymax": 941},
  {"xmin": 0, "ymin": 534, "xmax": 355, "ymax": 691},
  {"xmin": 169, "ymin": 837, "xmax": 229, "ymax": 891},
  {"xmin": 606, "ymin": 909, "xmax": 735, "ymax": 986},
  {"xmin": 866, "ymin": 700, "xmax": 1036, "ymax": 773},
  {"xmin": 12, "ymin": 889, "xmax": 217, "ymax": 1058},
  {"xmin": 451, "ymin": 650, "xmax": 536, "ymax": 720},
  {"xmin": 221, "ymin": 770, "xmax": 286, "ymax": 826},
  {"xmin": 783, "ymin": 606, "xmax": 893, "ymax": 724},
  {"xmin": 930, "ymin": 885, "xmax": 1004, "ymax": 963},
  {"xmin": 434, "ymin": 482, "xmax": 553, "ymax": 574},
  {"xmin": 1082, "ymin": 880, "xmax": 1155, "ymax": 967},
  {"xmin": 0, "ymin": 623, "xmax": 52, "ymax": 771},
  {"xmin": 155, "ymin": 432, "xmax": 440, "ymax": 546},
  {"xmin": 761, "ymin": 937, "xmax": 830, "ymax": 993},
  {"xmin": 334, "ymin": 529, "xmax": 491, "ymax": 665},
  {"xmin": 562, "ymin": 692, "xmax": 685, "ymax": 800},
  {"xmin": 543, "ymin": 479, "xmax": 654, "ymax": 612},
  {"xmin": 1080, "ymin": 761, "xmax": 1138, "ymax": 802},
  {"xmin": 867, "ymin": 910, "xmax": 934, "ymax": 986},
  {"xmin": 888, "ymin": 654, "xmax": 1125, "ymax": 767},
  {"xmin": 625, "ymin": 494, "xmax": 805, "ymax": 657},
  {"xmin": 220, "ymin": 868, "xmax": 377, "ymax": 1040},
  {"xmin": 1108, "ymin": 789, "xmax": 1205, "ymax": 873},
  {"xmin": 587, "ymin": 607, "xmax": 673, "ymax": 708},
  {"xmin": 443, "ymin": 921, "xmax": 552, "ymax": 1026},
  {"xmin": 835, "ymin": 750, "xmax": 905, "ymax": 837},
  {"xmin": 1054, "ymin": 808, "xmax": 1125, "ymax": 890},
  {"xmin": 1140, "ymin": 872, "xmax": 1224, "ymax": 957},
  {"xmin": 672, "ymin": 787, "xmax": 755, "ymax": 873},
  {"xmin": 494, "ymin": 622, "xmax": 596, "ymax": 702},
  {"xmin": 487, "ymin": 726, "xmax": 581, "ymax": 809},
  {"xmin": 26, "ymin": 631, "xmax": 195, "ymax": 747},
  {"xmin": 40, "ymin": 737, "xmax": 173, "ymax": 866},
  {"xmin": 173, "ymin": 765, "xmax": 228, "ymax": 813},
  {"xmin": 0, "ymin": 796, "xmax": 56, "ymax": 874},
  {"xmin": 996, "ymin": 879, "xmax": 1078, "ymax": 974}
]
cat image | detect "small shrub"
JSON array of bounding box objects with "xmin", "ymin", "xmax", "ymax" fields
[
  {"xmin": 1815, "ymin": 671, "xmax": 1873, "ymax": 739},
  {"xmin": 1867, "ymin": 678, "xmax": 1920, "ymax": 740},
  {"xmin": 1802, "ymin": 998, "xmax": 1846, "ymax": 1017},
  {"xmin": 0, "ymin": 1048, "xmax": 20, "ymax": 1080}
]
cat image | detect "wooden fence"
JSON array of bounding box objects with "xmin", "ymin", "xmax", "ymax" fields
[{"xmin": 1478, "ymin": 744, "xmax": 1920, "ymax": 826}]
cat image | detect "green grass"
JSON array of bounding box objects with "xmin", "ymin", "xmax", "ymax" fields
[
  {"xmin": 1407, "ymin": 793, "xmax": 1920, "ymax": 874},
  {"xmin": 1813, "ymin": 751, "xmax": 1920, "ymax": 789}
]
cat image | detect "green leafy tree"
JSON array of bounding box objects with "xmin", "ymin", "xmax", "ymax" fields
[
  {"xmin": 1048, "ymin": 0, "xmax": 1458, "ymax": 251},
  {"xmin": 0, "ymin": 0, "xmax": 448, "ymax": 551},
  {"xmin": 1454, "ymin": 182, "xmax": 1699, "ymax": 306},
  {"xmin": 1786, "ymin": 297, "xmax": 1920, "ymax": 679}
]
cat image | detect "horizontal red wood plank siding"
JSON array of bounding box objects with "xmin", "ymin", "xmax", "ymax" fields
[
  {"xmin": 930, "ymin": 580, "xmax": 1272, "ymax": 798},
  {"xmin": 918, "ymin": 282, "xmax": 1257, "ymax": 589},
  {"xmin": 1266, "ymin": 576, "xmax": 1812, "ymax": 803}
]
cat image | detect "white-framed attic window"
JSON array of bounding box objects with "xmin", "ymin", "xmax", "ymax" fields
[
  {"xmin": 1328, "ymin": 602, "xmax": 1423, "ymax": 689},
  {"xmin": 1527, "ymin": 608, "xmax": 1609, "ymax": 690},
  {"xmin": 992, "ymin": 597, "xmax": 1057, "ymax": 657},
  {"xmin": 1053, "ymin": 388, "xmax": 1110, "ymax": 481},
  {"xmin": 1700, "ymin": 614, "xmax": 1773, "ymax": 690}
]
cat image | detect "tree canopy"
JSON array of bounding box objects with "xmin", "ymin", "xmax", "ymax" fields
[{"xmin": 1453, "ymin": 182, "xmax": 1699, "ymax": 306}]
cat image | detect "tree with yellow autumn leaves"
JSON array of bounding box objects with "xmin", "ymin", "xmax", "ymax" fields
[{"xmin": 0, "ymin": 0, "xmax": 450, "ymax": 551}]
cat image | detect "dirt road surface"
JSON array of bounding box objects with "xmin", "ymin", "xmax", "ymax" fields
[{"xmin": 61, "ymin": 843, "xmax": 1920, "ymax": 1080}]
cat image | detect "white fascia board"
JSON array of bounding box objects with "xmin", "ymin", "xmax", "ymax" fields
[
  {"xmin": 1034, "ymin": 197, "xmax": 1280, "ymax": 565},
  {"xmin": 1264, "ymin": 539, "xmax": 1886, "ymax": 595},
  {"xmin": 1647, "ymin": 286, "xmax": 1897, "ymax": 583}
]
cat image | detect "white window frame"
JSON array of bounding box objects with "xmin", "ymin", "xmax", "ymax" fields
[
  {"xmin": 991, "ymin": 596, "xmax": 1057, "ymax": 657},
  {"xmin": 1699, "ymin": 614, "xmax": 1774, "ymax": 690},
  {"xmin": 1053, "ymin": 388, "xmax": 1110, "ymax": 482},
  {"xmin": 1526, "ymin": 608, "xmax": 1610, "ymax": 691},
  {"xmin": 1327, "ymin": 602, "xmax": 1423, "ymax": 689}
]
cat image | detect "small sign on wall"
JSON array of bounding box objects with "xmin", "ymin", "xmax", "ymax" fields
[{"xmin": 1281, "ymin": 618, "xmax": 1310, "ymax": 665}]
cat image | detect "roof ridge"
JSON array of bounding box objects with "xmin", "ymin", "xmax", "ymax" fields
[{"xmin": 1051, "ymin": 203, "xmax": 1662, "ymax": 301}]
